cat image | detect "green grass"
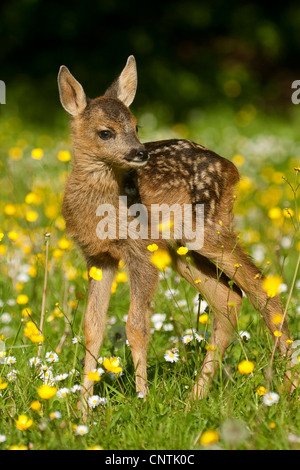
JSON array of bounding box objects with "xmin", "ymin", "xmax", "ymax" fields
[{"xmin": 0, "ymin": 104, "xmax": 299, "ymax": 450}]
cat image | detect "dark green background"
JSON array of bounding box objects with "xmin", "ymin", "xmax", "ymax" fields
[{"xmin": 1, "ymin": 0, "xmax": 300, "ymax": 124}]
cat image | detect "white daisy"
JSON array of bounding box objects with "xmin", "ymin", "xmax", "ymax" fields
[
  {"xmin": 164, "ymin": 348, "xmax": 179, "ymax": 363},
  {"xmin": 75, "ymin": 425, "xmax": 88, "ymax": 436},
  {"xmin": 263, "ymin": 392, "xmax": 280, "ymax": 406},
  {"xmin": 56, "ymin": 387, "xmax": 70, "ymax": 398},
  {"xmin": 45, "ymin": 351, "xmax": 59, "ymax": 363}
]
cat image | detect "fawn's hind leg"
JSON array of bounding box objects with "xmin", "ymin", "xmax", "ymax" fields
[
  {"xmin": 124, "ymin": 248, "xmax": 159, "ymax": 396},
  {"xmin": 81, "ymin": 257, "xmax": 117, "ymax": 417},
  {"xmin": 197, "ymin": 225, "xmax": 297, "ymax": 391},
  {"xmin": 171, "ymin": 251, "xmax": 243, "ymax": 399}
]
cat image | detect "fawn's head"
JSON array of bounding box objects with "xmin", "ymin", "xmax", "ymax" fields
[{"xmin": 58, "ymin": 56, "xmax": 148, "ymax": 169}]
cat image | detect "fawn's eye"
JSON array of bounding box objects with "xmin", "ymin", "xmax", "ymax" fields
[{"xmin": 99, "ymin": 130, "xmax": 113, "ymax": 140}]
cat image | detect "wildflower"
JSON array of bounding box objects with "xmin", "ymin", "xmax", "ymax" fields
[
  {"xmin": 87, "ymin": 370, "xmax": 102, "ymax": 382},
  {"xmin": 237, "ymin": 360, "xmax": 255, "ymax": 375},
  {"xmin": 29, "ymin": 357, "xmax": 41, "ymax": 368},
  {"xmin": 147, "ymin": 243, "xmax": 158, "ymax": 252},
  {"xmin": 75, "ymin": 425, "xmax": 88, "ymax": 436},
  {"xmin": 283, "ymin": 208, "xmax": 294, "ymax": 218},
  {"xmin": 89, "ymin": 266, "xmax": 103, "ymax": 281},
  {"xmin": 45, "ymin": 351, "xmax": 59, "ymax": 363},
  {"xmin": 257, "ymin": 386, "xmax": 268, "ymax": 396},
  {"xmin": 16, "ymin": 294, "xmax": 29, "ymax": 305},
  {"xmin": 71, "ymin": 384, "xmax": 83, "ymax": 393},
  {"xmin": 151, "ymin": 313, "xmax": 166, "ymax": 330},
  {"xmin": 88, "ymin": 395, "xmax": 107, "ymax": 408},
  {"xmin": 269, "ymin": 422, "xmax": 276, "ymax": 429},
  {"xmin": 199, "ymin": 313, "xmax": 208, "ymax": 324},
  {"xmin": 181, "ymin": 334, "xmax": 193, "ymax": 344},
  {"xmin": 150, "ymin": 249, "xmax": 171, "ymax": 271},
  {"xmin": 0, "ymin": 434, "xmax": 6, "ymax": 443},
  {"xmin": 54, "ymin": 373, "xmax": 69, "ymax": 382},
  {"xmin": 273, "ymin": 330, "xmax": 282, "ymax": 337},
  {"xmin": 4, "ymin": 204, "xmax": 16, "ymax": 216},
  {"xmin": 5, "ymin": 356, "xmax": 16, "ymax": 365},
  {"xmin": 164, "ymin": 349, "xmax": 179, "ymax": 363},
  {"xmin": 15, "ymin": 415, "xmax": 33, "ymax": 431},
  {"xmin": 103, "ymin": 357, "xmax": 123, "ymax": 374},
  {"xmin": 238, "ymin": 330, "xmax": 251, "ymax": 342},
  {"xmin": 30, "ymin": 401, "xmax": 42, "ymax": 411},
  {"xmin": 262, "ymin": 275, "xmax": 282, "ymax": 298},
  {"xmin": 56, "ymin": 387, "xmax": 70, "ymax": 398},
  {"xmin": 58, "ymin": 150, "xmax": 71, "ymax": 162},
  {"xmin": 49, "ymin": 411, "xmax": 62, "ymax": 420},
  {"xmin": 7, "ymin": 230, "xmax": 19, "ymax": 241},
  {"xmin": 268, "ymin": 207, "xmax": 282, "ymax": 220},
  {"xmin": 0, "ymin": 378, "xmax": 8, "ymax": 390},
  {"xmin": 24, "ymin": 321, "xmax": 44, "ymax": 343},
  {"xmin": 25, "ymin": 210, "xmax": 38, "ymax": 222},
  {"xmin": 263, "ymin": 392, "xmax": 280, "ymax": 406},
  {"xmin": 199, "ymin": 429, "xmax": 219, "ymax": 446},
  {"xmin": 272, "ymin": 314, "xmax": 283, "ymax": 325},
  {"xmin": 87, "ymin": 445, "xmax": 104, "ymax": 450},
  {"xmin": 31, "ymin": 148, "xmax": 43, "ymax": 160},
  {"xmin": 1, "ymin": 313, "xmax": 12, "ymax": 324},
  {"xmin": 58, "ymin": 237, "xmax": 72, "ymax": 250},
  {"xmin": 176, "ymin": 246, "xmax": 188, "ymax": 255},
  {"xmin": 7, "ymin": 370, "xmax": 18, "ymax": 381},
  {"xmin": 37, "ymin": 384, "xmax": 57, "ymax": 400},
  {"xmin": 115, "ymin": 272, "xmax": 127, "ymax": 283}
]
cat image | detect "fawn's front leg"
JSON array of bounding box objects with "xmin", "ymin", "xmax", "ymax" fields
[
  {"xmin": 81, "ymin": 258, "xmax": 117, "ymax": 416},
  {"xmin": 125, "ymin": 252, "xmax": 159, "ymax": 396}
]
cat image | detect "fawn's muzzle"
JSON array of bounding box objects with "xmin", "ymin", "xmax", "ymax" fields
[{"xmin": 125, "ymin": 149, "xmax": 149, "ymax": 165}]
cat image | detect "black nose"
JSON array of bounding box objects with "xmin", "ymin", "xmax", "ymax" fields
[{"xmin": 135, "ymin": 150, "xmax": 148, "ymax": 162}]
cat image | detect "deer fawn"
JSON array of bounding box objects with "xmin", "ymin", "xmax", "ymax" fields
[{"xmin": 58, "ymin": 56, "xmax": 296, "ymax": 417}]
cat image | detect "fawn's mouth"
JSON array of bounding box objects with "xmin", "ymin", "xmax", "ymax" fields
[{"xmin": 124, "ymin": 149, "xmax": 149, "ymax": 166}]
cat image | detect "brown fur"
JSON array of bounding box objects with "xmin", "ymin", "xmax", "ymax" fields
[{"xmin": 58, "ymin": 56, "xmax": 296, "ymax": 418}]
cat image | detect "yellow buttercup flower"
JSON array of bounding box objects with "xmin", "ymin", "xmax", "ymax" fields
[
  {"xmin": 30, "ymin": 400, "xmax": 42, "ymax": 411},
  {"xmin": 150, "ymin": 249, "xmax": 171, "ymax": 271},
  {"xmin": 58, "ymin": 237, "xmax": 72, "ymax": 250},
  {"xmin": 4, "ymin": 204, "xmax": 16, "ymax": 215},
  {"xmin": 0, "ymin": 378, "xmax": 8, "ymax": 390},
  {"xmin": 8, "ymin": 231, "xmax": 19, "ymax": 241},
  {"xmin": 115, "ymin": 272, "xmax": 127, "ymax": 283},
  {"xmin": 103, "ymin": 357, "xmax": 123, "ymax": 374},
  {"xmin": 24, "ymin": 321, "xmax": 44, "ymax": 343},
  {"xmin": 17, "ymin": 294, "xmax": 29, "ymax": 305},
  {"xmin": 87, "ymin": 370, "xmax": 102, "ymax": 382},
  {"xmin": 15, "ymin": 415, "xmax": 33, "ymax": 431},
  {"xmin": 176, "ymin": 246, "xmax": 189, "ymax": 256},
  {"xmin": 58, "ymin": 150, "xmax": 71, "ymax": 162},
  {"xmin": 257, "ymin": 386, "xmax": 268, "ymax": 396},
  {"xmin": 268, "ymin": 207, "xmax": 282, "ymax": 220},
  {"xmin": 25, "ymin": 210, "xmax": 38, "ymax": 222},
  {"xmin": 89, "ymin": 267, "xmax": 103, "ymax": 281},
  {"xmin": 31, "ymin": 148, "xmax": 43, "ymax": 160},
  {"xmin": 199, "ymin": 429, "xmax": 219, "ymax": 446},
  {"xmin": 262, "ymin": 275, "xmax": 282, "ymax": 298},
  {"xmin": 147, "ymin": 243, "xmax": 158, "ymax": 252},
  {"xmin": 37, "ymin": 384, "xmax": 57, "ymax": 400},
  {"xmin": 238, "ymin": 360, "xmax": 255, "ymax": 375}
]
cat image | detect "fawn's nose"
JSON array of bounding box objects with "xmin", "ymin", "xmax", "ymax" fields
[{"xmin": 135, "ymin": 150, "xmax": 149, "ymax": 162}]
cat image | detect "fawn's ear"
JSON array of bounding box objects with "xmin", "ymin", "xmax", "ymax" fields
[
  {"xmin": 58, "ymin": 66, "xmax": 87, "ymax": 116},
  {"xmin": 104, "ymin": 55, "xmax": 137, "ymax": 107}
]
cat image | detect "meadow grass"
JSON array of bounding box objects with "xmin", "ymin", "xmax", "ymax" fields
[{"xmin": 0, "ymin": 105, "xmax": 299, "ymax": 450}]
